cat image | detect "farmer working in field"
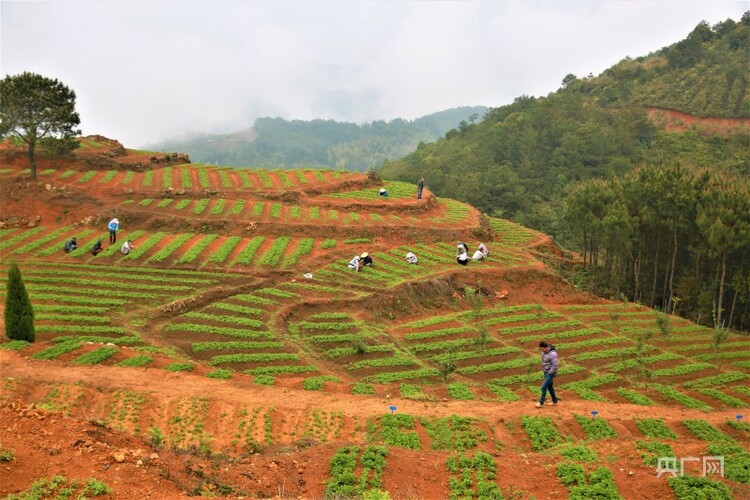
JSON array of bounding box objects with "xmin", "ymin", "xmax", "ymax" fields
[
  {"xmin": 64, "ymin": 237, "xmax": 77, "ymax": 253},
  {"xmin": 535, "ymin": 341, "xmax": 559, "ymax": 408},
  {"xmin": 108, "ymin": 217, "xmax": 119, "ymax": 244}
]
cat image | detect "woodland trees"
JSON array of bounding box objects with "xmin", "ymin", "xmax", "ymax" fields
[
  {"xmin": 564, "ymin": 167, "xmax": 750, "ymax": 331},
  {"xmin": 0, "ymin": 72, "xmax": 81, "ymax": 180},
  {"xmin": 379, "ymin": 15, "xmax": 750, "ymax": 331}
]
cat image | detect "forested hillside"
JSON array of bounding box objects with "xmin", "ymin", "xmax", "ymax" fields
[
  {"xmin": 379, "ymin": 14, "xmax": 750, "ymax": 332},
  {"xmin": 147, "ymin": 106, "xmax": 487, "ymax": 171}
]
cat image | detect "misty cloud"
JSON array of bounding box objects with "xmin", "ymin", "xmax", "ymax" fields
[{"xmin": 1, "ymin": 1, "xmax": 746, "ymax": 147}]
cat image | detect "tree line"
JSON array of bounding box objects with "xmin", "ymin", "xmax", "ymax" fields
[{"xmin": 565, "ymin": 166, "xmax": 750, "ymax": 331}]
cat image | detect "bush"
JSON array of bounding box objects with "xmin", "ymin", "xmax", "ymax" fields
[{"xmin": 4, "ymin": 263, "xmax": 35, "ymax": 342}]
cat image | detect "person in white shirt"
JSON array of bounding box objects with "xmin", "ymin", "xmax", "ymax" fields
[
  {"xmin": 405, "ymin": 252, "xmax": 418, "ymax": 264},
  {"xmin": 120, "ymin": 240, "xmax": 135, "ymax": 255},
  {"xmin": 348, "ymin": 256, "xmax": 361, "ymax": 272}
]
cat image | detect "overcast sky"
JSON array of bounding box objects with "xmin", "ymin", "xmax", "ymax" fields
[{"xmin": 1, "ymin": 1, "xmax": 746, "ymax": 148}]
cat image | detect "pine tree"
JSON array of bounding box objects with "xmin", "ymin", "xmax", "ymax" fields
[{"xmin": 4, "ymin": 262, "xmax": 35, "ymax": 342}]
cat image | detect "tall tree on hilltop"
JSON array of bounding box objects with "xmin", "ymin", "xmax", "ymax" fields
[
  {"xmin": 0, "ymin": 72, "xmax": 81, "ymax": 180},
  {"xmin": 4, "ymin": 262, "xmax": 35, "ymax": 342}
]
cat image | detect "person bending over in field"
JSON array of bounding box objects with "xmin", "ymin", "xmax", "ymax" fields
[
  {"xmin": 64, "ymin": 237, "xmax": 77, "ymax": 253},
  {"xmin": 120, "ymin": 240, "xmax": 135, "ymax": 255},
  {"xmin": 348, "ymin": 255, "xmax": 361, "ymax": 272}
]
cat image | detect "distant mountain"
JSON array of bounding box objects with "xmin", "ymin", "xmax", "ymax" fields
[{"xmin": 145, "ymin": 106, "xmax": 487, "ymax": 171}]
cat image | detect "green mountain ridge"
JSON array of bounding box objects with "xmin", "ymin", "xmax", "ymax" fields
[{"xmin": 146, "ymin": 106, "xmax": 487, "ymax": 171}]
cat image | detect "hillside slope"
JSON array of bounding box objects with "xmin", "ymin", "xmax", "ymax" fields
[{"xmin": 0, "ymin": 155, "xmax": 749, "ymax": 499}]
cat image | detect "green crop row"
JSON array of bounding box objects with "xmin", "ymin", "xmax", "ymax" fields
[
  {"xmin": 496, "ymin": 320, "xmax": 580, "ymax": 335},
  {"xmin": 682, "ymin": 371, "xmax": 748, "ymax": 388},
  {"xmin": 446, "ymin": 383, "xmax": 474, "ymax": 400},
  {"xmin": 32, "ymin": 341, "xmax": 83, "ymax": 360},
  {"xmin": 408, "ymin": 338, "xmax": 477, "ymax": 353},
  {"xmin": 636, "ymin": 418, "xmax": 677, "ymax": 439},
  {"xmin": 364, "ymin": 368, "xmax": 440, "ymax": 383},
  {"xmin": 177, "ymin": 234, "xmax": 217, "ymax": 264},
  {"xmin": 234, "ymin": 236, "xmax": 265, "ymax": 265},
  {"xmin": 74, "ymin": 347, "xmax": 119, "ymax": 365},
  {"xmin": 574, "ymin": 415, "xmax": 617, "ymax": 440},
  {"xmin": 257, "ymin": 237, "xmax": 291, "ymax": 266},
  {"xmin": 208, "ymin": 236, "xmax": 242, "ymax": 264},
  {"xmin": 115, "ymin": 354, "xmax": 153, "ymax": 367},
  {"xmin": 165, "ymin": 323, "xmax": 274, "ymax": 339},
  {"xmin": 404, "ymin": 326, "xmax": 473, "ymax": 341},
  {"xmin": 148, "ymin": 233, "xmax": 194, "ymax": 262},
  {"xmin": 430, "ymin": 346, "xmax": 521, "ymax": 364},
  {"xmin": 10, "ymin": 227, "xmax": 70, "ymax": 254},
  {"xmin": 210, "ymin": 353, "xmax": 299, "ymax": 365},
  {"xmin": 455, "ymin": 356, "xmax": 536, "ymax": 375},
  {"xmin": 651, "ymin": 362, "xmax": 714, "ymax": 378},
  {"xmin": 191, "ymin": 341, "xmax": 285, "ymax": 353},
  {"xmin": 298, "ymin": 320, "xmax": 358, "ymax": 332},
  {"xmin": 651, "ymin": 384, "xmax": 712, "ymax": 411},
  {"xmin": 446, "ymin": 451, "xmax": 502, "ymax": 499},
  {"xmin": 682, "ymin": 420, "xmax": 733, "ymax": 442},
  {"xmin": 606, "ymin": 352, "xmax": 681, "ymax": 372},
  {"xmin": 282, "ymin": 238, "xmax": 314, "ymax": 266},
  {"xmin": 349, "ymin": 357, "xmax": 415, "ymax": 370},
  {"xmin": 520, "ymin": 415, "xmax": 563, "ymax": 451},
  {"xmin": 182, "ymin": 311, "xmax": 264, "ymax": 328},
  {"xmin": 696, "ymin": 388, "xmax": 747, "ymax": 407},
  {"xmin": 245, "ymin": 365, "xmax": 317, "ymax": 375},
  {"xmin": 557, "ymin": 463, "xmax": 623, "ymax": 499},
  {"xmin": 209, "ymin": 302, "xmax": 265, "ymax": 316},
  {"xmin": 325, "ymin": 345, "xmax": 394, "ymax": 358},
  {"xmin": 36, "ymin": 313, "xmax": 110, "ymax": 324},
  {"xmin": 368, "ymin": 413, "xmax": 420, "ymax": 450}
]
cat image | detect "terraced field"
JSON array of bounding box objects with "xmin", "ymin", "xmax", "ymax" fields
[{"xmin": 0, "ymin": 160, "xmax": 748, "ymax": 499}]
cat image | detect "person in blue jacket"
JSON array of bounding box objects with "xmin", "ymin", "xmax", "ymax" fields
[{"xmin": 108, "ymin": 218, "xmax": 119, "ymax": 244}]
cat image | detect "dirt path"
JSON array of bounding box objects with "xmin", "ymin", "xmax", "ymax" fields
[{"xmin": 2, "ymin": 351, "xmax": 744, "ymax": 426}]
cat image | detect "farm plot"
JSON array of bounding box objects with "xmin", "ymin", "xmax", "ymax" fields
[
  {"xmin": 322, "ymin": 180, "xmax": 417, "ymax": 201},
  {"xmin": 289, "ymin": 312, "xmax": 419, "ymax": 381},
  {"xmin": 161, "ymin": 287, "xmax": 320, "ymax": 377},
  {"xmin": 488, "ymin": 217, "xmax": 545, "ymax": 247},
  {"xmin": 0, "ymin": 262, "xmax": 228, "ymax": 348}
]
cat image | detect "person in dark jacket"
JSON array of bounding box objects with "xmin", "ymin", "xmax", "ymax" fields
[
  {"xmin": 535, "ymin": 341, "xmax": 559, "ymax": 407},
  {"xmin": 91, "ymin": 240, "xmax": 103, "ymax": 256},
  {"xmin": 360, "ymin": 252, "xmax": 373, "ymax": 266},
  {"xmin": 64, "ymin": 237, "xmax": 78, "ymax": 253}
]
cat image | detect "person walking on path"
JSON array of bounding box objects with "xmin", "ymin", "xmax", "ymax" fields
[
  {"xmin": 108, "ymin": 218, "xmax": 119, "ymax": 244},
  {"xmin": 417, "ymin": 178, "xmax": 424, "ymax": 200},
  {"xmin": 535, "ymin": 341, "xmax": 559, "ymax": 407}
]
